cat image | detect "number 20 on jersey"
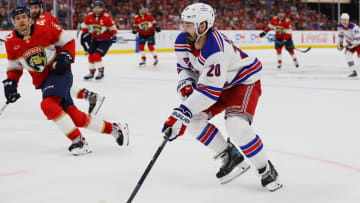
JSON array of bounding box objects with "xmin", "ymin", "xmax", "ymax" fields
[{"xmin": 207, "ymin": 64, "xmax": 221, "ymax": 77}]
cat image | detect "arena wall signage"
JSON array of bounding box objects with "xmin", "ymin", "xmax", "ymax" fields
[{"xmin": 0, "ymin": 30, "xmax": 337, "ymax": 57}]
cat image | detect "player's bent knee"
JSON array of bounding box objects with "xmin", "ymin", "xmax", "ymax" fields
[
  {"xmin": 225, "ymin": 116, "xmax": 255, "ymax": 141},
  {"xmin": 66, "ymin": 105, "xmax": 89, "ymax": 127},
  {"xmin": 41, "ymin": 96, "xmax": 63, "ymax": 120},
  {"xmin": 187, "ymin": 112, "xmax": 209, "ymax": 138}
]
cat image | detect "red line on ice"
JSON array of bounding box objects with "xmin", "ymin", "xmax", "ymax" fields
[{"xmin": 268, "ymin": 149, "xmax": 360, "ymax": 172}]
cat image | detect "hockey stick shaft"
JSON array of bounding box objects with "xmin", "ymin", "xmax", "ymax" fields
[
  {"xmin": 126, "ymin": 129, "xmax": 171, "ymax": 203},
  {"xmin": 266, "ymin": 36, "xmax": 311, "ymax": 53},
  {"xmin": 294, "ymin": 47, "xmax": 311, "ymax": 53},
  {"xmin": 0, "ymin": 102, "xmax": 9, "ymax": 116}
]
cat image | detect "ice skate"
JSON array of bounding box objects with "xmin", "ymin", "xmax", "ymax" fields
[
  {"xmin": 95, "ymin": 70, "xmax": 104, "ymax": 80},
  {"xmin": 87, "ymin": 91, "xmax": 105, "ymax": 115},
  {"xmin": 294, "ymin": 61, "xmax": 299, "ymax": 68},
  {"xmin": 153, "ymin": 58, "xmax": 159, "ymax": 66},
  {"xmin": 139, "ymin": 60, "xmax": 146, "ymax": 67},
  {"xmin": 111, "ymin": 123, "xmax": 129, "ymax": 146},
  {"xmin": 348, "ymin": 70, "xmax": 357, "ymax": 77},
  {"xmin": 83, "ymin": 72, "xmax": 94, "ymax": 80},
  {"xmin": 215, "ymin": 139, "xmax": 250, "ymax": 184},
  {"xmin": 258, "ymin": 160, "xmax": 282, "ymax": 192},
  {"xmin": 68, "ymin": 137, "xmax": 92, "ymax": 156},
  {"xmin": 277, "ymin": 63, "xmax": 281, "ymax": 69}
]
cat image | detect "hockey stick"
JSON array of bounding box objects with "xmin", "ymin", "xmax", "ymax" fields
[
  {"xmin": 0, "ymin": 38, "xmax": 4, "ymax": 42},
  {"xmin": 0, "ymin": 102, "xmax": 9, "ymax": 116},
  {"xmin": 266, "ymin": 36, "xmax": 311, "ymax": 53},
  {"xmin": 126, "ymin": 129, "xmax": 172, "ymax": 203},
  {"xmin": 294, "ymin": 47, "xmax": 311, "ymax": 53}
]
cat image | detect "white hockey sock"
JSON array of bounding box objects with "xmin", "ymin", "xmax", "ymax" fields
[
  {"xmin": 95, "ymin": 61, "xmax": 104, "ymax": 70},
  {"xmin": 196, "ymin": 123, "xmax": 227, "ymax": 154},
  {"xmin": 151, "ymin": 51, "xmax": 157, "ymax": 58},
  {"xmin": 70, "ymin": 85, "xmax": 82, "ymax": 99},
  {"xmin": 89, "ymin": 62, "xmax": 95, "ymax": 70},
  {"xmin": 277, "ymin": 54, "xmax": 282, "ymax": 65},
  {"xmin": 54, "ymin": 112, "xmax": 81, "ymax": 140},
  {"xmin": 226, "ymin": 116, "xmax": 268, "ymax": 170},
  {"xmin": 85, "ymin": 115, "xmax": 109, "ymax": 133},
  {"xmin": 140, "ymin": 51, "xmax": 146, "ymax": 60},
  {"xmin": 187, "ymin": 113, "xmax": 227, "ymax": 154}
]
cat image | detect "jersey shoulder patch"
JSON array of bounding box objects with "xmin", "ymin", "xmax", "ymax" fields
[
  {"xmin": 200, "ymin": 30, "xmax": 224, "ymax": 60},
  {"xmin": 349, "ymin": 23, "xmax": 355, "ymax": 29},
  {"xmin": 174, "ymin": 32, "xmax": 191, "ymax": 53}
]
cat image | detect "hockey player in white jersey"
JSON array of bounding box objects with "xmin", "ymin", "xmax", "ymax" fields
[
  {"xmin": 337, "ymin": 13, "xmax": 360, "ymax": 77},
  {"xmin": 162, "ymin": 3, "xmax": 282, "ymax": 191}
]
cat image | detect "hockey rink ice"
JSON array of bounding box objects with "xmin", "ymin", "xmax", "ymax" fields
[{"xmin": 0, "ymin": 48, "xmax": 359, "ymax": 203}]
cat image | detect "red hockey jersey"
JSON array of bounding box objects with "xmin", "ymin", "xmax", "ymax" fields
[
  {"xmin": 265, "ymin": 16, "xmax": 292, "ymax": 40},
  {"xmin": 36, "ymin": 12, "xmax": 60, "ymax": 26},
  {"xmin": 81, "ymin": 11, "xmax": 117, "ymax": 40},
  {"xmin": 5, "ymin": 19, "xmax": 75, "ymax": 88},
  {"xmin": 133, "ymin": 13, "xmax": 158, "ymax": 36}
]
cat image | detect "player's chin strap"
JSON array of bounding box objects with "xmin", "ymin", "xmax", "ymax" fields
[{"xmin": 195, "ymin": 24, "xmax": 211, "ymax": 43}]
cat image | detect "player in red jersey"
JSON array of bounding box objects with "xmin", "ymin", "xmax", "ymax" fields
[
  {"xmin": 28, "ymin": 0, "xmax": 105, "ymax": 114},
  {"xmin": 259, "ymin": 9, "xmax": 299, "ymax": 69},
  {"xmin": 2, "ymin": 7, "xmax": 129, "ymax": 155},
  {"xmin": 132, "ymin": 5, "xmax": 161, "ymax": 66},
  {"xmin": 81, "ymin": 0, "xmax": 117, "ymax": 80}
]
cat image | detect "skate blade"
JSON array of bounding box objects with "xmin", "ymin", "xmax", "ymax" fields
[
  {"xmin": 93, "ymin": 96, "xmax": 105, "ymax": 115},
  {"xmin": 219, "ymin": 163, "xmax": 251, "ymax": 184},
  {"xmin": 71, "ymin": 147, "xmax": 92, "ymax": 156},
  {"xmin": 122, "ymin": 123, "xmax": 130, "ymax": 146},
  {"xmin": 116, "ymin": 123, "xmax": 129, "ymax": 146},
  {"xmin": 265, "ymin": 179, "xmax": 283, "ymax": 192}
]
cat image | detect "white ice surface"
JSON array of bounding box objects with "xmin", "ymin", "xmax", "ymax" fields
[{"xmin": 0, "ymin": 48, "xmax": 359, "ymax": 203}]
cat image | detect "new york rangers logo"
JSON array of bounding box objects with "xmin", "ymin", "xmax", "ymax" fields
[{"xmin": 23, "ymin": 46, "xmax": 47, "ymax": 72}]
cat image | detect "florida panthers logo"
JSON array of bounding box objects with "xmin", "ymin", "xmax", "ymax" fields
[
  {"xmin": 23, "ymin": 46, "xmax": 47, "ymax": 72},
  {"xmin": 93, "ymin": 24, "xmax": 102, "ymax": 34},
  {"xmin": 140, "ymin": 22, "xmax": 152, "ymax": 30}
]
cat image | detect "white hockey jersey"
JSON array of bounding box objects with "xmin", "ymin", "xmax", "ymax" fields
[
  {"xmin": 337, "ymin": 23, "xmax": 360, "ymax": 48},
  {"xmin": 174, "ymin": 30, "xmax": 262, "ymax": 115}
]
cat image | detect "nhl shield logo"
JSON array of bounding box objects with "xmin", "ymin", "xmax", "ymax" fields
[{"xmin": 23, "ymin": 46, "xmax": 47, "ymax": 72}]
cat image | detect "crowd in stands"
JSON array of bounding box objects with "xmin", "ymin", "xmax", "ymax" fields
[{"xmin": 0, "ymin": 0, "xmax": 340, "ymax": 31}]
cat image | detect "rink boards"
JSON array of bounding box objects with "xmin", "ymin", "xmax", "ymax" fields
[{"xmin": 0, "ymin": 29, "xmax": 337, "ymax": 57}]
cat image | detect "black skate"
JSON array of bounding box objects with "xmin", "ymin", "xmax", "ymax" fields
[
  {"xmin": 95, "ymin": 70, "xmax": 104, "ymax": 80},
  {"xmin": 295, "ymin": 61, "xmax": 299, "ymax": 68},
  {"xmin": 139, "ymin": 60, "xmax": 146, "ymax": 66},
  {"xmin": 111, "ymin": 123, "xmax": 129, "ymax": 146},
  {"xmin": 258, "ymin": 160, "xmax": 282, "ymax": 192},
  {"xmin": 153, "ymin": 58, "xmax": 159, "ymax": 66},
  {"xmin": 83, "ymin": 72, "xmax": 95, "ymax": 80},
  {"xmin": 348, "ymin": 70, "xmax": 357, "ymax": 77},
  {"xmin": 86, "ymin": 91, "xmax": 105, "ymax": 115},
  {"xmin": 277, "ymin": 64, "xmax": 281, "ymax": 69},
  {"xmin": 215, "ymin": 139, "xmax": 250, "ymax": 184},
  {"xmin": 68, "ymin": 137, "xmax": 92, "ymax": 156}
]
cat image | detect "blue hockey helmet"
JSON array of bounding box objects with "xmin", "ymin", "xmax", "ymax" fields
[{"xmin": 12, "ymin": 6, "xmax": 31, "ymax": 20}]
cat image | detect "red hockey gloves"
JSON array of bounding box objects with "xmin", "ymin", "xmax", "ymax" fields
[
  {"xmin": 177, "ymin": 78, "xmax": 196, "ymax": 101},
  {"xmin": 259, "ymin": 31, "xmax": 267, "ymax": 38},
  {"xmin": 155, "ymin": 26, "xmax": 161, "ymax": 33},
  {"xmin": 162, "ymin": 104, "xmax": 193, "ymax": 141},
  {"xmin": 110, "ymin": 35, "xmax": 117, "ymax": 43},
  {"xmin": 2, "ymin": 79, "xmax": 20, "ymax": 103},
  {"xmin": 53, "ymin": 51, "xmax": 73, "ymax": 75}
]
